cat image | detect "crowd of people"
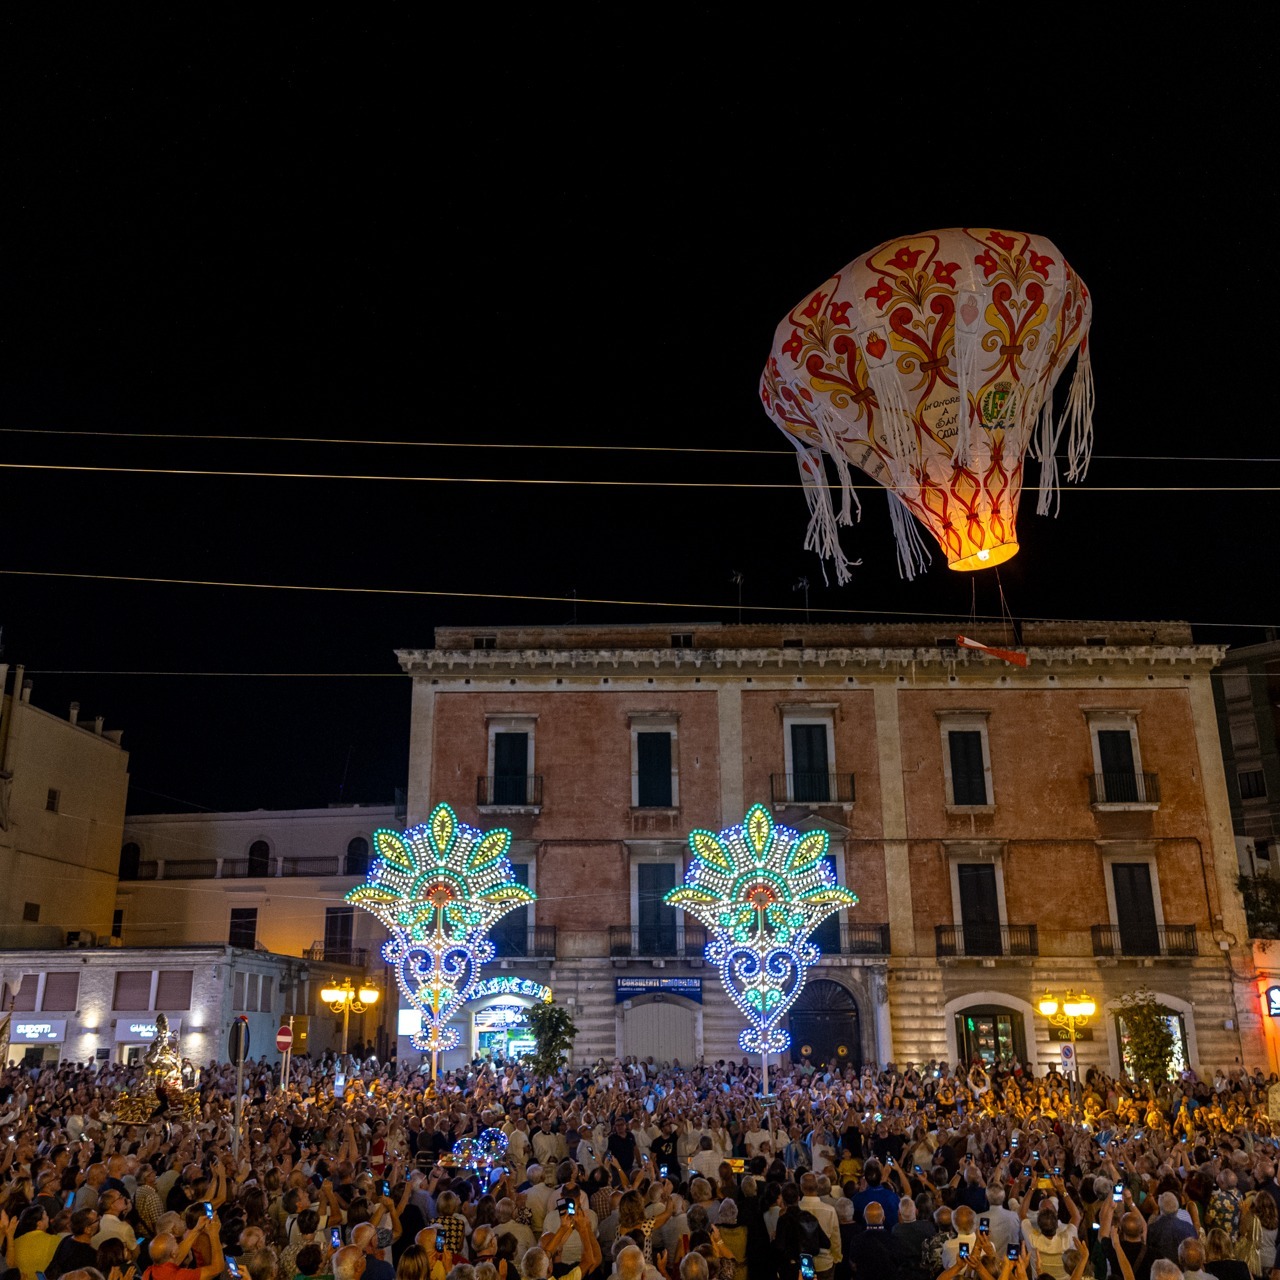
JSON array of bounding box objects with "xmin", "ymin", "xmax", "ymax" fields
[{"xmin": 1, "ymin": 1049, "xmax": 1280, "ymax": 1280}]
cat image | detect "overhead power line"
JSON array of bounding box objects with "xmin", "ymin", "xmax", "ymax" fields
[
  {"xmin": 0, "ymin": 426, "xmax": 1276, "ymax": 465},
  {"xmin": 0, "ymin": 461, "xmax": 1275, "ymax": 492},
  {"xmin": 2, "ymin": 567, "xmax": 1276, "ymax": 630}
]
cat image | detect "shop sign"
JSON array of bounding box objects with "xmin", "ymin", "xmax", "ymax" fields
[
  {"xmin": 615, "ymin": 976, "xmax": 703, "ymax": 1003},
  {"xmin": 12, "ymin": 1019, "xmax": 67, "ymax": 1043},
  {"xmin": 114, "ymin": 1016, "xmax": 181, "ymax": 1042},
  {"xmin": 1265, "ymin": 986, "xmax": 1280, "ymax": 1017},
  {"xmin": 1047, "ymin": 1026, "xmax": 1094, "ymax": 1042}
]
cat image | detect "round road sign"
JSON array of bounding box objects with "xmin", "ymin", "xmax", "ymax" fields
[{"xmin": 276, "ymin": 1025, "xmax": 293, "ymax": 1052}]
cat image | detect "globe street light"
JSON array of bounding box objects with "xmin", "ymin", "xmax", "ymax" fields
[
  {"xmin": 320, "ymin": 977, "xmax": 379, "ymax": 1063},
  {"xmin": 1037, "ymin": 988, "xmax": 1096, "ymax": 1105}
]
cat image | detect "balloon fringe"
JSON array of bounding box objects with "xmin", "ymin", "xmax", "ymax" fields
[
  {"xmin": 1035, "ymin": 398, "xmax": 1063, "ymax": 517},
  {"xmin": 795, "ymin": 446, "xmax": 856, "ymax": 587},
  {"xmin": 888, "ymin": 493, "xmax": 932, "ymax": 581},
  {"xmin": 817, "ymin": 416, "xmax": 861, "ymax": 528},
  {"xmin": 1064, "ymin": 340, "xmax": 1095, "ymax": 483}
]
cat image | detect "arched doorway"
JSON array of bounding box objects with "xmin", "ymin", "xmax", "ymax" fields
[
  {"xmin": 789, "ymin": 979, "xmax": 861, "ymax": 1070},
  {"xmin": 954, "ymin": 1005, "xmax": 1027, "ymax": 1067}
]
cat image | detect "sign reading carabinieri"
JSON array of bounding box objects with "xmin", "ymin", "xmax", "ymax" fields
[{"xmin": 615, "ymin": 976, "xmax": 702, "ymax": 1003}]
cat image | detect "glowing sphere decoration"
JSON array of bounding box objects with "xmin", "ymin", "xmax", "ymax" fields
[
  {"xmin": 444, "ymin": 1126, "xmax": 510, "ymax": 1172},
  {"xmin": 665, "ymin": 805, "xmax": 858, "ymax": 1061},
  {"xmin": 347, "ymin": 804, "xmax": 536, "ymax": 1063},
  {"xmin": 761, "ymin": 227, "xmax": 1094, "ymax": 582}
]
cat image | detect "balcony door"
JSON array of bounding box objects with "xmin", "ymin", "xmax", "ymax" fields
[
  {"xmin": 958, "ymin": 863, "xmax": 1001, "ymax": 955},
  {"xmin": 492, "ymin": 863, "xmax": 531, "ymax": 956},
  {"xmin": 1112, "ymin": 862, "xmax": 1160, "ymax": 955},
  {"xmin": 324, "ymin": 906, "xmax": 354, "ymax": 963},
  {"xmin": 493, "ymin": 731, "xmax": 529, "ymax": 805},
  {"xmin": 811, "ymin": 855, "xmax": 841, "ymax": 954},
  {"xmin": 791, "ymin": 723, "xmax": 830, "ymax": 802},
  {"xmin": 1098, "ymin": 729, "xmax": 1138, "ymax": 801},
  {"xmin": 637, "ymin": 862, "xmax": 677, "ymax": 954}
]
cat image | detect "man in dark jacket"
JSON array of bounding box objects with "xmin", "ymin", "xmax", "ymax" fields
[{"xmin": 46, "ymin": 1209, "xmax": 101, "ymax": 1280}]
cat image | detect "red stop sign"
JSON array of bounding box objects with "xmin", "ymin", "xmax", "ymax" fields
[{"xmin": 276, "ymin": 1026, "xmax": 293, "ymax": 1052}]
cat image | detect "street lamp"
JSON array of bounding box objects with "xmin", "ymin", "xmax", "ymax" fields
[
  {"xmin": 1037, "ymin": 988, "xmax": 1096, "ymax": 1105},
  {"xmin": 320, "ymin": 977, "xmax": 379, "ymax": 1063}
]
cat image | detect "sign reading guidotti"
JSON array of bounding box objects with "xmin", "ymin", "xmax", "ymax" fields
[
  {"xmin": 12, "ymin": 1019, "xmax": 67, "ymax": 1043},
  {"xmin": 115, "ymin": 1017, "xmax": 182, "ymax": 1042},
  {"xmin": 615, "ymin": 976, "xmax": 703, "ymax": 1003}
]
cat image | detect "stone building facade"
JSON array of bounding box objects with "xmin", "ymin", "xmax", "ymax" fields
[{"xmin": 397, "ymin": 621, "xmax": 1261, "ymax": 1076}]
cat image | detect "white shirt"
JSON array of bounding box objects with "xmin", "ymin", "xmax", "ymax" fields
[
  {"xmin": 799, "ymin": 1195, "xmax": 841, "ymax": 1270},
  {"xmin": 541, "ymin": 1205, "xmax": 598, "ymax": 1265}
]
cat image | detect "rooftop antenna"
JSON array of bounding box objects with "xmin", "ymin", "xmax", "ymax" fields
[
  {"xmin": 731, "ymin": 571, "xmax": 744, "ymax": 624},
  {"xmin": 793, "ymin": 577, "xmax": 810, "ymax": 625}
]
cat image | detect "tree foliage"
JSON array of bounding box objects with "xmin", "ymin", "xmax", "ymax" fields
[
  {"xmin": 1116, "ymin": 987, "xmax": 1177, "ymax": 1086},
  {"xmin": 525, "ymin": 1001, "xmax": 577, "ymax": 1080}
]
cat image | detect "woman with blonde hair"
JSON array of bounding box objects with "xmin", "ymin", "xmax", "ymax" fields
[{"xmin": 396, "ymin": 1244, "xmax": 432, "ymax": 1280}]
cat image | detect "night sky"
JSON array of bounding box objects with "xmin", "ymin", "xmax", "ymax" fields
[{"xmin": 2, "ymin": 15, "xmax": 1274, "ymax": 813}]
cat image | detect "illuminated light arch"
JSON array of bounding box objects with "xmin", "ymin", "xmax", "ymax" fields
[
  {"xmin": 347, "ymin": 803, "xmax": 535, "ymax": 1073},
  {"xmin": 666, "ymin": 803, "xmax": 857, "ymax": 1090}
]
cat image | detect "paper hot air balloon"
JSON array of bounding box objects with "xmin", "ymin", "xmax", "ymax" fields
[{"xmin": 760, "ymin": 228, "xmax": 1093, "ymax": 582}]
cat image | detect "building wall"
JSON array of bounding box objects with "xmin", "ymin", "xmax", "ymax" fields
[
  {"xmin": 0, "ymin": 668, "xmax": 130, "ymax": 945},
  {"xmin": 0, "ymin": 945, "xmax": 378, "ymax": 1067},
  {"xmin": 397, "ymin": 621, "xmax": 1261, "ymax": 1075}
]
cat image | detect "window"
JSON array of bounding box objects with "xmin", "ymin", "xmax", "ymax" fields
[
  {"xmin": 247, "ymin": 840, "xmax": 272, "ymax": 877},
  {"xmin": 244, "ymin": 974, "xmax": 260, "ymax": 1013},
  {"xmin": 324, "ymin": 907, "xmax": 355, "ymax": 962},
  {"xmin": 43, "ymin": 972, "xmax": 80, "ymax": 1010},
  {"xmin": 344, "ymin": 837, "xmax": 370, "ymax": 876},
  {"xmin": 229, "ymin": 908, "xmax": 258, "ymax": 949},
  {"xmin": 492, "ymin": 863, "xmax": 532, "ymax": 956},
  {"xmin": 22, "ymin": 902, "xmax": 40, "ymax": 923},
  {"xmin": 46, "ymin": 789, "xmax": 60, "ymax": 813},
  {"xmin": 485, "ymin": 716, "xmax": 537, "ymax": 806},
  {"xmin": 957, "ymin": 863, "xmax": 1001, "ymax": 954},
  {"xmin": 119, "ymin": 842, "xmax": 141, "ymax": 881},
  {"xmin": 781, "ymin": 707, "xmax": 837, "ymax": 803},
  {"xmin": 233, "ymin": 971, "xmax": 247, "ymax": 1011},
  {"xmin": 1110, "ymin": 862, "xmax": 1160, "ymax": 954},
  {"xmin": 261, "ymin": 975, "xmax": 274, "ymax": 1013},
  {"xmin": 938, "ymin": 711, "xmax": 993, "ymax": 809},
  {"xmin": 155, "ymin": 970, "xmax": 193, "ymax": 1010},
  {"xmin": 1085, "ymin": 710, "xmax": 1156, "ymax": 806},
  {"xmin": 9, "ymin": 976, "xmax": 38, "ymax": 1012},
  {"xmin": 637, "ymin": 862, "xmax": 678, "ymax": 954},
  {"xmin": 631, "ymin": 714, "xmax": 679, "ymax": 809},
  {"xmin": 670, "ymin": 633, "xmax": 694, "ymax": 648},
  {"xmin": 1240, "ymin": 770, "xmax": 1267, "ymax": 800},
  {"xmin": 949, "ymin": 733, "xmax": 988, "ymax": 805},
  {"xmin": 955, "ymin": 1006, "xmax": 1027, "ymax": 1066},
  {"xmin": 113, "ymin": 971, "xmax": 153, "ymax": 1010},
  {"xmin": 811, "ymin": 854, "xmax": 843, "ymax": 953},
  {"xmin": 111, "ymin": 909, "xmax": 124, "ymax": 939},
  {"xmin": 474, "ymin": 635, "xmax": 497, "ymax": 650}
]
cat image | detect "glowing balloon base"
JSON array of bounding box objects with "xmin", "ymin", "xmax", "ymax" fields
[{"xmin": 949, "ymin": 539, "xmax": 1019, "ymax": 572}]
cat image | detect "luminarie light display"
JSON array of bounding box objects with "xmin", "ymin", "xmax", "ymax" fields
[
  {"xmin": 665, "ymin": 804, "xmax": 858, "ymax": 1093},
  {"xmin": 347, "ymin": 803, "xmax": 535, "ymax": 1077}
]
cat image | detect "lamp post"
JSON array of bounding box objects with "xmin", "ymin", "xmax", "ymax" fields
[
  {"xmin": 1037, "ymin": 988, "xmax": 1096, "ymax": 1107},
  {"xmin": 320, "ymin": 977, "xmax": 379, "ymax": 1067}
]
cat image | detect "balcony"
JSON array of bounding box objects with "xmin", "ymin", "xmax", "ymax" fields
[
  {"xmin": 133, "ymin": 855, "xmax": 357, "ymax": 880},
  {"xmin": 610, "ymin": 925, "xmax": 707, "ymax": 959},
  {"xmin": 836, "ymin": 922, "xmax": 891, "ymax": 955},
  {"xmin": 476, "ymin": 774, "xmax": 543, "ymax": 808},
  {"xmin": 1088, "ymin": 772, "xmax": 1161, "ymax": 809},
  {"xmin": 1091, "ymin": 924, "xmax": 1198, "ymax": 958},
  {"xmin": 304, "ymin": 945, "xmax": 369, "ymax": 967},
  {"xmin": 491, "ymin": 925, "xmax": 557, "ymax": 959},
  {"xmin": 935, "ymin": 924, "xmax": 1039, "ymax": 958},
  {"xmin": 770, "ymin": 773, "xmax": 856, "ymax": 805}
]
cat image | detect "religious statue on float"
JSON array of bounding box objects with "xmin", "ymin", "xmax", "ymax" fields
[{"xmin": 114, "ymin": 1013, "xmax": 202, "ymax": 1122}]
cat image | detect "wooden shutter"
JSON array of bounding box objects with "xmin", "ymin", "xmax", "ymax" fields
[
  {"xmin": 155, "ymin": 970, "xmax": 193, "ymax": 1010},
  {"xmin": 948, "ymin": 731, "xmax": 988, "ymax": 805},
  {"xmin": 637, "ymin": 732, "xmax": 673, "ymax": 807},
  {"xmin": 113, "ymin": 971, "xmax": 153, "ymax": 1010},
  {"xmin": 42, "ymin": 972, "xmax": 81, "ymax": 1011}
]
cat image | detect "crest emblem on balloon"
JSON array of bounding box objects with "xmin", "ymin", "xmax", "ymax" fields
[{"xmin": 761, "ymin": 227, "xmax": 1094, "ymax": 582}]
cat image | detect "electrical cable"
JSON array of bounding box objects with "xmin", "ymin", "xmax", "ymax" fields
[
  {"xmin": 0, "ymin": 460, "xmax": 1276, "ymax": 491},
  {"xmin": 1, "ymin": 426, "xmax": 1277, "ymax": 465},
  {"xmin": 4, "ymin": 566, "xmax": 1276, "ymax": 628}
]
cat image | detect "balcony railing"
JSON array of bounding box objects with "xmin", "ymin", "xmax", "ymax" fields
[
  {"xmin": 304, "ymin": 945, "xmax": 369, "ymax": 967},
  {"xmin": 609, "ymin": 924, "xmax": 707, "ymax": 959},
  {"xmin": 1091, "ymin": 924, "xmax": 1198, "ymax": 957},
  {"xmin": 935, "ymin": 924, "xmax": 1039, "ymax": 958},
  {"xmin": 492, "ymin": 925, "xmax": 557, "ymax": 959},
  {"xmin": 770, "ymin": 773, "xmax": 856, "ymax": 805},
  {"xmin": 477, "ymin": 774, "xmax": 544, "ymax": 807},
  {"xmin": 838, "ymin": 922, "xmax": 891, "ymax": 955},
  {"xmin": 1089, "ymin": 772, "xmax": 1161, "ymax": 806}
]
